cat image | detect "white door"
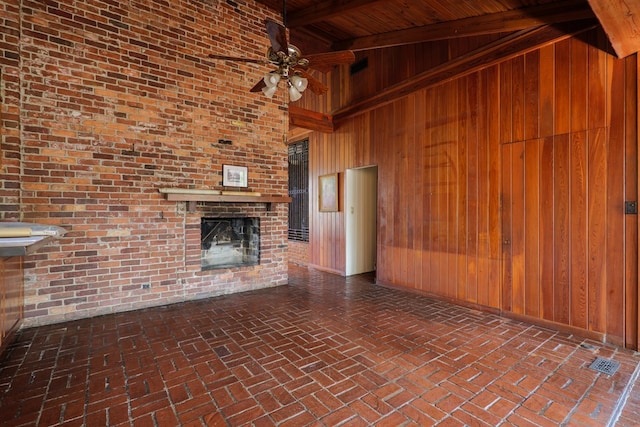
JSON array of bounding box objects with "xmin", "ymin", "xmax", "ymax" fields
[{"xmin": 345, "ymin": 166, "xmax": 378, "ymax": 276}]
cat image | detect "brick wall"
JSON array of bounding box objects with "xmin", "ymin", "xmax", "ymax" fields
[
  {"xmin": 1, "ymin": 0, "xmax": 291, "ymax": 326},
  {"xmin": 0, "ymin": 0, "xmax": 21, "ymax": 220},
  {"xmin": 288, "ymin": 240, "xmax": 309, "ymax": 266}
]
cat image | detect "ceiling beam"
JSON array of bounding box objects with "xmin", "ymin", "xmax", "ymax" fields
[
  {"xmin": 286, "ymin": 0, "xmax": 388, "ymax": 28},
  {"xmin": 332, "ymin": 0, "xmax": 596, "ymax": 51},
  {"xmin": 289, "ymin": 105, "xmax": 334, "ymax": 133},
  {"xmin": 290, "ymin": 27, "xmax": 336, "ymax": 55},
  {"xmin": 332, "ymin": 20, "xmax": 599, "ymax": 124},
  {"xmin": 587, "ymin": 0, "xmax": 640, "ymax": 57}
]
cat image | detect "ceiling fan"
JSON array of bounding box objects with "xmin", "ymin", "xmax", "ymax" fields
[{"xmin": 208, "ymin": 3, "xmax": 355, "ymax": 101}]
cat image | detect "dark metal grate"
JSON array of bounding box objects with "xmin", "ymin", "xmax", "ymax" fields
[
  {"xmin": 288, "ymin": 140, "xmax": 309, "ymax": 242},
  {"xmin": 589, "ymin": 357, "xmax": 620, "ymax": 375}
]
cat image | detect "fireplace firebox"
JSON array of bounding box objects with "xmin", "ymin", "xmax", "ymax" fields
[{"xmin": 201, "ymin": 217, "xmax": 260, "ymax": 270}]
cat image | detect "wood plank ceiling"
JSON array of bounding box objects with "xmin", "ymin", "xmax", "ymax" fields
[
  {"xmin": 253, "ymin": 0, "xmax": 640, "ymax": 132},
  {"xmin": 253, "ymin": 0, "xmax": 639, "ymax": 59}
]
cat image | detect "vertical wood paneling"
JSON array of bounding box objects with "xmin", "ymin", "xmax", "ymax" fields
[
  {"xmin": 607, "ymin": 56, "xmax": 626, "ymax": 342},
  {"xmin": 570, "ymin": 131, "xmax": 588, "ymax": 329},
  {"xmin": 467, "ymin": 74, "xmax": 479, "ymax": 303},
  {"xmin": 409, "ymin": 96, "xmax": 419, "ymax": 287},
  {"xmin": 414, "ymin": 94, "xmax": 425, "ymax": 291},
  {"xmin": 539, "ymin": 45, "xmax": 555, "ymax": 137},
  {"xmin": 524, "ymin": 51, "xmax": 540, "ymax": 140},
  {"xmin": 588, "ymin": 128, "xmax": 607, "ymax": 333},
  {"xmin": 443, "ymin": 84, "xmax": 453, "ymax": 295},
  {"xmin": 500, "ymin": 61, "xmax": 513, "ymax": 145},
  {"xmin": 421, "ymin": 94, "xmax": 431, "ymax": 292},
  {"xmin": 305, "ymin": 30, "xmax": 637, "ymax": 348},
  {"xmin": 477, "ymin": 70, "xmax": 490, "ymax": 306},
  {"xmin": 487, "ymin": 65, "xmax": 502, "ymax": 309},
  {"xmin": 512, "ymin": 57, "xmax": 525, "ymax": 143},
  {"xmin": 555, "ymin": 40, "xmax": 571, "ymax": 135},
  {"xmin": 625, "ymin": 56, "xmax": 638, "ymax": 348},
  {"xmin": 448, "ymin": 81, "xmax": 460, "ymax": 299},
  {"xmin": 502, "ymin": 144, "xmax": 513, "ymax": 312},
  {"xmin": 0, "ymin": 257, "xmax": 23, "ymax": 351},
  {"xmin": 540, "ymin": 136, "xmax": 555, "ymax": 321},
  {"xmin": 434, "ymin": 84, "xmax": 445, "ymax": 295},
  {"xmin": 510, "ymin": 142, "xmax": 526, "ymax": 314},
  {"xmin": 524, "ymin": 139, "xmax": 541, "ymax": 318},
  {"xmin": 553, "ymin": 134, "xmax": 571, "ymax": 325},
  {"xmin": 588, "ymin": 32, "xmax": 606, "ymax": 129},
  {"xmin": 458, "ymin": 79, "xmax": 468, "ymax": 301},
  {"xmin": 426, "ymin": 86, "xmax": 437, "ymax": 294},
  {"xmin": 571, "ymin": 38, "xmax": 588, "ymax": 132},
  {"xmin": 378, "ymin": 107, "xmax": 392, "ymax": 281},
  {"xmin": 393, "ymin": 102, "xmax": 407, "ymax": 285}
]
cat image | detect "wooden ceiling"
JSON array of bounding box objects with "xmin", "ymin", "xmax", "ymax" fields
[{"xmin": 253, "ymin": 0, "xmax": 640, "ymax": 58}]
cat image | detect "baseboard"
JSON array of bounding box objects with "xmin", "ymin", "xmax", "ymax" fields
[
  {"xmin": 375, "ymin": 279, "xmax": 614, "ymax": 346},
  {"xmin": 307, "ymin": 263, "xmax": 345, "ymax": 276}
]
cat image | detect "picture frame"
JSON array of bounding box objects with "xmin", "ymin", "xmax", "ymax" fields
[
  {"xmin": 223, "ymin": 165, "xmax": 248, "ymax": 188},
  {"xmin": 319, "ymin": 173, "xmax": 339, "ymax": 212}
]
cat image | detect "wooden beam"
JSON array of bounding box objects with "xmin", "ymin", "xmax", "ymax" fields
[
  {"xmin": 333, "ymin": 20, "xmax": 599, "ymax": 124},
  {"xmin": 587, "ymin": 0, "xmax": 640, "ymax": 57},
  {"xmin": 288, "ymin": 126, "xmax": 314, "ymax": 142},
  {"xmin": 333, "ymin": 0, "xmax": 595, "ymax": 51},
  {"xmin": 290, "ymin": 27, "xmax": 336, "ymax": 56},
  {"xmin": 287, "ymin": 0, "xmax": 388, "ymax": 28},
  {"xmin": 289, "ymin": 105, "xmax": 334, "ymax": 133}
]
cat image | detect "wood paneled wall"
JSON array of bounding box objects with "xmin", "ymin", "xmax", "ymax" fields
[{"xmin": 302, "ymin": 29, "xmax": 638, "ymax": 348}]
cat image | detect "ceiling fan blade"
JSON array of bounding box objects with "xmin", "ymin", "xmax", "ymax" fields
[
  {"xmin": 208, "ymin": 54, "xmax": 269, "ymax": 65},
  {"xmin": 265, "ymin": 18, "xmax": 288, "ymax": 54},
  {"xmin": 250, "ymin": 78, "xmax": 267, "ymax": 93},
  {"xmin": 296, "ymin": 69, "xmax": 328, "ymax": 96},
  {"xmin": 305, "ymin": 51, "xmax": 356, "ymax": 73}
]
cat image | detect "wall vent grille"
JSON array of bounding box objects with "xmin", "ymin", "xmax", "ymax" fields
[{"xmin": 350, "ymin": 57, "xmax": 368, "ymax": 75}]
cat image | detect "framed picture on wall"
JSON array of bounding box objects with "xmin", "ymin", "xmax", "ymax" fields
[
  {"xmin": 319, "ymin": 173, "xmax": 338, "ymax": 212},
  {"xmin": 223, "ymin": 165, "xmax": 248, "ymax": 187}
]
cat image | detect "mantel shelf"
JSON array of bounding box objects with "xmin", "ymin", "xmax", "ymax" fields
[{"xmin": 160, "ymin": 190, "xmax": 291, "ymax": 212}]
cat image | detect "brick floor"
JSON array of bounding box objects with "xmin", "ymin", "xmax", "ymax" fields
[{"xmin": 1, "ymin": 264, "xmax": 639, "ymax": 426}]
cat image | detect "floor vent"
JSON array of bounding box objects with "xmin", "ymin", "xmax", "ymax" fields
[{"xmin": 589, "ymin": 357, "xmax": 620, "ymax": 375}]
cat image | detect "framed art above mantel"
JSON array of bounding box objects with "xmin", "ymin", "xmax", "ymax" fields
[{"xmin": 223, "ymin": 165, "xmax": 248, "ymax": 188}]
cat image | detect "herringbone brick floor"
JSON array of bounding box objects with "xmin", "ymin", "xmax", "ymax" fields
[{"xmin": 1, "ymin": 264, "xmax": 639, "ymax": 426}]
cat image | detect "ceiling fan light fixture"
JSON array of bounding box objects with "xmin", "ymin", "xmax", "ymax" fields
[
  {"xmin": 290, "ymin": 75, "xmax": 308, "ymax": 93},
  {"xmin": 288, "ymin": 83, "xmax": 303, "ymax": 102},
  {"xmin": 208, "ymin": 5, "xmax": 352, "ymax": 102},
  {"xmin": 263, "ymin": 72, "xmax": 281, "ymax": 87},
  {"xmin": 262, "ymin": 72, "xmax": 281, "ymax": 98},
  {"xmin": 262, "ymin": 85, "xmax": 278, "ymax": 98}
]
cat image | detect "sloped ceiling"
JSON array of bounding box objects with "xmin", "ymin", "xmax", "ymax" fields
[
  {"xmin": 250, "ymin": 0, "xmax": 637, "ymax": 133},
  {"xmin": 254, "ymin": 0, "xmax": 639, "ymax": 58}
]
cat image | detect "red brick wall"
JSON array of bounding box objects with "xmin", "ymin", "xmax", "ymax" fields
[
  {"xmin": 0, "ymin": 0, "xmax": 21, "ymax": 220},
  {"xmin": 2, "ymin": 0, "xmax": 291, "ymax": 326},
  {"xmin": 288, "ymin": 240, "xmax": 309, "ymax": 266}
]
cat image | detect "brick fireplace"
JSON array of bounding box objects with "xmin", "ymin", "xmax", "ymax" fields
[
  {"xmin": 201, "ymin": 217, "xmax": 260, "ymax": 270},
  {"xmin": 179, "ymin": 202, "xmax": 288, "ymax": 302},
  {"xmin": 2, "ymin": 0, "xmax": 290, "ymax": 326}
]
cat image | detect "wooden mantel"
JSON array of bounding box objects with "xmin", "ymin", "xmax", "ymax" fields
[{"xmin": 159, "ymin": 189, "xmax": 291, "ymax": 212}]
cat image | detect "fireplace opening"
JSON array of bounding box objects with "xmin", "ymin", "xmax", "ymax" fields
[{"xmin": 201, "ymin": 217, "xmax": 260, "ymax": 270}]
